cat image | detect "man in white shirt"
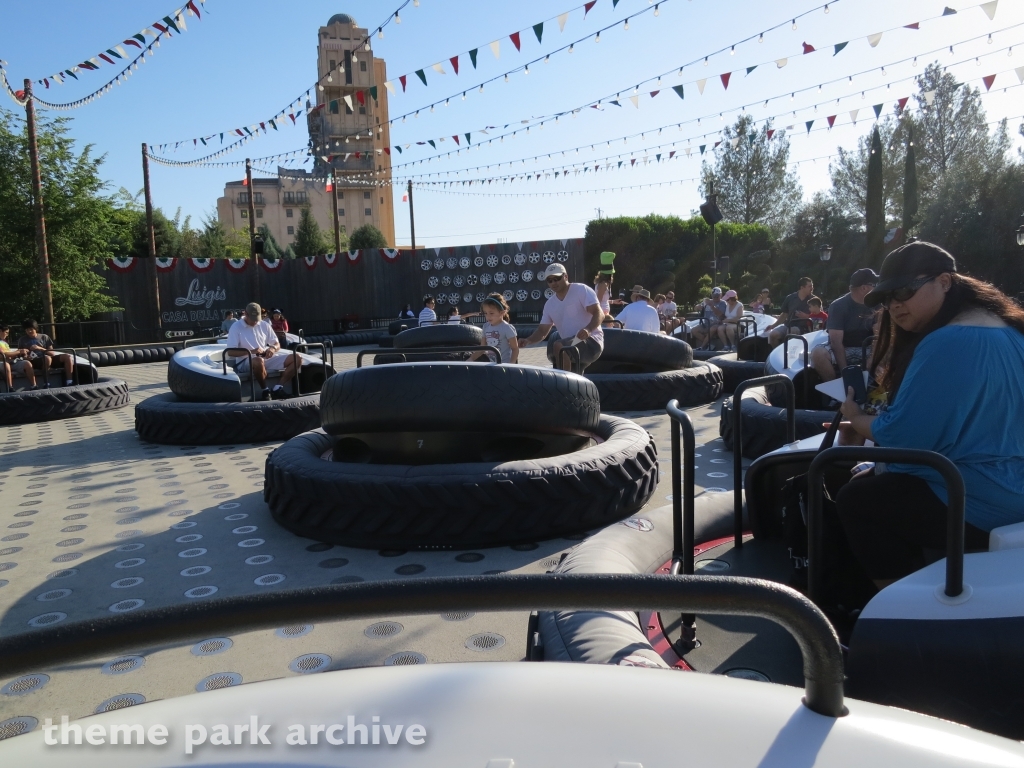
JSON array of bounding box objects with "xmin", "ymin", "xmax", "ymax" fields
[
  {"xmin": 523, "ymin": 263, "xmax": 604, "ymax": 371},
  {"xmin": 225, "ymin": 302, "xmax": 299, "ymax": 401},
  {"xmin": 418, "ymin": 295, "xmax": 438, "ymax": 326},
  {"xmin": 615, "ymin": 285, "xmax": 662, "ymax": 334}
]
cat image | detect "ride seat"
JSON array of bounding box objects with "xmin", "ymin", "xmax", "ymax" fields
[{"xmin": 988, "ymin": 521, "xmax": 1024, "ymax": 551}]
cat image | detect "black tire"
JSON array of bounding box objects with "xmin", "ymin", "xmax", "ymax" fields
[
  {"xmin": 736, "ymin": 334, "xmax": 769, "ymax": 363},
  {"xmin": 305, "ymin": 332, "xmax": 383, "ymax": 347},
  {"xmin": 709, "ymin": 353, "xmax": 768, "ymax": 394},
  {"xmin": 389, "ymin": 319, "xmax": 416, "ymax": 335},
  {"xmin": 168, "ymin": 353, "xmax": 240, "ymax": 402},
  {"xmin": 585, "ymin": 328, "xmax": 692, "ymax": 372},
  {"xmin": 135, "ymin": 392, "xmax": 321, "ymax": 446},
  {"xmin": 0, "ymin": 377, "xmax": 130, "ymax": 426},
  {"xmin": 692, "ymin": 348, "xmax": 729, "ymax": 362},
  {"xmin": 264, "ymin": 415, "xmax": 658, "ymax": 549},
  {"xmin": 321, "ymin": 363, "xmax": 600, "ymax": 435},
  {"xmin": 719, "ymin": 386, "xmax": 834, "ymax": 459},
  {"xmin": 87, "ymin": 345, "xmax": 181, "ymax": 367},
  {"xmin": 394, "ymin": 324, "xmax": 483, "ymax": 349},
  {"xmin": 586, "ymin": 363, "xmax": 723, "ymax": 412}
]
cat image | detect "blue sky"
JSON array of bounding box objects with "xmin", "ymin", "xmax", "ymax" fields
[{"xmin": 2, "ymin": 0, "xmax": 1022, "ymax": 247}]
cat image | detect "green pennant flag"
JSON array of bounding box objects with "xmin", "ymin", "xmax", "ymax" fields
[
  {"xmin": 132, "ymin": 33, "xmax": 145, "ymax": 44},
  {"xmin": 106, "ymin": 48, "xmax": 122, "ymax": 59},
  {"xmin": 746, "ymin": 65, "xmax": 757, "ymax": 75},
  {"xmin": 65, "ymin": 69, "xmax": 77, "ymax": 80},
  {"xmin": 699, "ymin": 145, "xmax": 706, "ymax": 155},
  {"xmin": 806, "ymin": 120, "xmax": 814, "ymax": 133},
  {"xmin": 369, "ymin": 85, "xmax": 378, "ymax": 102},
  {"xmin": 219, "ymin": 133, "xmax": 224, "ymax": 142},
  {"xmin": 533, "ymin": 23, "xmax": 544, "ymax": 44},
  {"xmin": 469, "ymin": 49, "xmax": 478, "ymax": 68},
  {"xmin": 609, "ymin": 100, "xmax": 621, "ymax": 107},
  {"xmin": 200, "ymin": 137, "xmax": 207, "ymax": 145},
  {"xmin": 873, "ymin": 103, "xmax": 883, "ymax": 118},
  {"xmin": 329, "ymin": 99, "xmax": 338, "ymax": 111},
  {"xmin": 618, "ymin": 161, "xmax": 623, "ymax": 168},
  {"xmin": 162, "ymin": 16, "xmax": 180, "ymax": 33},
  {"xmin": 672, "ymin": 85, "xmax": 684, "ymax": 99},
  {"xmin": 415, "ymin": 69, "xmax": 427, "ymax": 86},
  {"xmin": 270, "ymin": 119, "xmax": 278, "ymax": 131},
  {"xmin": 942, "ymin": 6, "xmax": 957, "ymax": 15},
  {"xmin": 748, "ymin": 134, "xmax": 756, "ymax": 145},
  {"xmin": 465, "ymin": 133, "xmax": 471, "ymax": 145},
  {"xmin": 428, "ymin": 139, "xmax": 436, "ymax": 149},
  {"xmin": 656, "ymin": 153, "xmax": 661, "ymax": 161},
  {"xmin": 243, "ymin": 127, "xmax": 252, "ymax": 135},
  {"xmin": 833, "ymin": 42, "xmax": 848, "ymax": 56},
  {"xmin": 613, "ymin": 0, "xmax": 621, "ymax": 5},
  {"xmin": 395, "ymin": 145, "xmax": 402, "ymax": 153}
]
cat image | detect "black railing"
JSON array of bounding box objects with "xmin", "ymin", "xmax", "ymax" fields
[{"xmin": 38, "ymin": 320, "xmax": 125, "ymax": 348}]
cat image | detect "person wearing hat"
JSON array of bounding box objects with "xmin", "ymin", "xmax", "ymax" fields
[
  {"xmin": 691, "ymin": 287, "xmax": 726, "ymax": 350},
  {"xmin": 269, "ymin": 308, "xmax": 290, "ymax": 346},
  {"xmin": 593, "ymin": 260, "xmax": 615, "ymax": 326},
  {"xmin": 523, "ymin": 263, "xmax": 605, "ymax": 371},
  {"xmin": 809, "ymin": 268, "xmax": 880, "ymax": 383},
  {"xmin": 615, "ymin": 285, "xmax": 661, "ymax": 334},
  {"xmin": 225, "ymin": 302, "xmax": 300, "ymax": 401},
  {"xmin": 716, "ymin": 290, "xmax": 744, "ymax": 351},
  {"xmin": 767, "ymin": 277, "xmax": 815, "ymax": 348},
  {"xmin": 824, "ymin": 242, "xmax": 1024, "ymax": 601}
]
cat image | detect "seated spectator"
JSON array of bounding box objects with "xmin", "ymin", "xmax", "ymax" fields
[
  {"xmin": 0, "ymin": 324, "xmax": 36, "ymax": 390},
  {"xmin": 225, "ymin": 303, "xmax": 300, "ymax": 401},
  {"xmin": 767, "ymin": 277, "xmax": 815, "ymax": 348},
  {"xmin": 447, "ymin": 306, "xmax": 480, "ymax": 324},
  {"xmin": 616, "ymin": 286, "xmax": 661, "ymax": 334},
  {"xmin": 418, "ymin": 295, "xmax": 438, "ymax": 326},
  {"xmin": 659, "ymin": 291, "xmax": 680, "ymax": 333},
  {"xmin": 270, "ymin": 309, "xmax": 290, "ymax": 346},
  {"xmin": 691, "ymin": 287, "xmax": 726, "ymax": 349},
  {"xmin": 807, "ymin": 298, "xmax": 829, "ymax": 330},
  {"xmin": 828, "ymin": 243, "xmax": 1024, "ymax": 606},
  {"xmin": 810, "ymin": 269, "xmax": 879, "ymax": 383},
  {"xmin": 18, "ymin": 319, "xmax": 74, "ymax": 387},
  {"xmin": 717, "ymin": 290, "xmax": 744, "ymax": 351},
  {"xmin": 399, "ymin": 304, "xmax": 417, "ymax": 320},
  {"xmin": 220, "ymin": 311, "xmax": 237, "ymax": 335},
  {"xmin": 749, "ymin": 290, "xmax": 770, "ymax": 314}
]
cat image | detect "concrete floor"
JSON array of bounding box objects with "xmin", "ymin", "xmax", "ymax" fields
[{"xmin": 0, "ymin": 344, "xmax": 736, "ymax": 737}]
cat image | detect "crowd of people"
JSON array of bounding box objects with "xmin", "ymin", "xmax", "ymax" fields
[{"xmin": 0, "ymin": 319, "xmax": 76, "ymax": 390}]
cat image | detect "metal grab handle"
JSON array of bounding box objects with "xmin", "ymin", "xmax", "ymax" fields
[
  {"xmin": 183, "ymin": 335, "xmax": 221, "ymax": 348},
  {"xmin": 738, "ymin": 316, "xmax": 757, "ymax": 341},
  {"xmin": 807, "ymin": 447, "xmax": 966, "ymax": 602},
  {"xmin": 356, "ymin": 345, "xmax": 500, "ymax": 367},
  {"xmin": 0, "ymin": 573, "xmax": 846, "ymax": 718},
  {"xmin": 290, "ymin": 343, "xmax": 331, "ymax": 397},
  {"xmin": 50, "ymin": 347, "xmax": 81, "ymax": 386},
  {"xmin": 222, "ymin": 348, "xmax": 256, "ymax": 402},
  {"xmin": 782, "ymin": 334, "xmax": 811, "ymax": 404},
  {"xmin": 558, "ymin": 342, "xmax": 583, "ymax": 374},
  {"xmin": 732, "ymin": 375, "xmax": 797, "ymax": 549},
  {"xmin": 666, "ymin": 400, "xmax": 696, "ymax": 576}
]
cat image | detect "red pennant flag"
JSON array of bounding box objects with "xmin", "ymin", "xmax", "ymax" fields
[
  {"xmin": 356, "ymin": 90, "xmax": 365, "ymax": 105},
  {"xmin": 802, "ymin": 42, "xmax": 815, "ymax": 54},
  {"xmin": 384, "ymin": 147, "xmax": 391, "ymax": 155},
  {"xmin": 399, "ymin": 75, "xmax": 407, "ymax": 92},
  {"xmin": 242, "ymin": 177, "xmax": 248, "ymax": 186},
  {"xmin": 714, "ymin": 141, "xmax": 722, "ymax": 148},
  {"xmin": 584, "ymin": 1, "xmax": 597, "ymax": 17},
  {"xmin": 450, "ymin": 55, "xmax": 459, "ymax": 75},
  {"xmin": 153, "ymin": 23, "xmax": 168, "ymax": 33},
  {"xmin": 354, "ymin": 152, "xmax": 361, "ymax": 159},
  {"xmin": 43, "ymin": 79, "xmax": 49, "ymax": 89},
  {"xmin": 827, "ymin": 115, "xmax": 837, "ymax": 128},
  {"xmin": 631, "ymin": 158, "xmax": 636, "ymax": 166},
  {"xmin": 124, "ymin": 38, "xmax": 142, "ymax": 48},
  {"xmin": 259, "ymin": 122, "xmax": 265, "ymax": 130},
  {"xmin": 897, "ymin": 97, "xmax": 909, "ymax": 112},
  {"xmin": 720, "ymin": 72, "xmax": 731, "ymax": 90},
  {"xmin": 904, "ymin": 22, "xmax": 920, "ymax": 29},
  {"xmin": 453, "ymin": 135, "xmax": 460, "ymax": 145},
  {"xmin": 767, "ymin": 129, "xmax": 775, "ymax": 139},
  {"xmin": 235, "ymin": 129, "xmax": 245, "ymax": 136},
  {"xmin": 14, "ymin": 89, "xmax": 24, "ymax": 99},
  {"xmin": 669, "ymin": 151, "xmax": 676, "ymax": 158},
  {"xmin": 982, "ymin": 74, "xmax": 996, "ymax": 91},
  {"xmin": 510, "ymin": 31, "xmax": 521, "ymax": 51},
  {"xmin": 187, "ymin": 0, "xmax": 201, "ymax": 19},
  {"xmin": 99, "ymin": 53, "xmax": 115, "ymax": 64},
  {"xmin": 289, "ymin": 114, "xmax": 296, "ymax": 124},
  {"xmin": 649, "ymin": 90, "xmax": 660, "ymax": 98}
]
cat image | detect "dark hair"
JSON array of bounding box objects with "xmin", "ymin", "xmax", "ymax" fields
[
  {"xmin": 22, "ymin": 318, "xmax": 38, "ymax": 331},
  {"xmin": 808, "ymin": 297, "xmax": 822, "ymax": 308},
  {"xmin": 481, "ymin": 292, "xmax": 510, "ymax": 321},
  {"xmin": 0, "ymin": 324, "xmax": 9, "ymax": 332},
  {"xmin": 423, "ymin": 295, "xmax": 434, "ymax": 306},
  {"xmin": 798, "ymin": 277, "xmax": 813, "ymax": 288},
  {"xmin": 447, "ymin": 306, "xmax": 459, "ymax": 317},
  {"xmin": 594, "ymin": 272, "xmax": 613, "ymax": 284},
  {"xmin": 879, "ymin": 273, "xmax": 1024, "ymax": 402}
]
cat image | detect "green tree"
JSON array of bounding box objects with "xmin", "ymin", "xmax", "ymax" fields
[
  {"xmin": 199, "ymin": 215, "xmax": 228, "ymax": 259},
  {"xmin": 292, "ymin": 206, "xmax": 332, "ymax": 258},
  {"xmin": 258, "ymin": 224, "xmax": 283, "ymax": 259},
  {"xmin": 865, "ymin": 127, "xmax": 886, "ymax": 265},
  {"xmin": 699, "ymin": 115, "xmax": 802, "ymax": 234},
  {"xmin": 828, "ymin": 117, "xmax": 906, "ymax": 224},
  {"xmin": 0, "ymin": 107, "xmax": 122, "ymax": 322},
  {"xmin": 349, "ymin": 223, "xmax": 387, "ymax": 249}
]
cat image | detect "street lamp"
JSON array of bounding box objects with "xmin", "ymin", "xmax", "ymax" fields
[{"xmin": 818, "ymin": 244, "xmax": 832, "ymax": 302}]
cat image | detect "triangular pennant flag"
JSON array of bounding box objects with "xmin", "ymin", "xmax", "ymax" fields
[
  {"xmin": 452, "ymin": 135, "xmax": 460, "ymax": 145},
  {"xmin": 850, "ymin": 109, "xmax": 859, "ymax": 123},
  {"xmin": 897, "ymin": 97, "xmax": 909, "ymax": 112},
  {"xmin": 827, "ymin": 115, "xmax": 837, "ymax": 128},
  {"xmin": 369, "ymin": 85, "xmax": 378, "ymax": 102},
  {"xmin": 904, "ymin": 22, "xmax": 920, "ymax": 29},
  {"xmin": 475, "ymin": 244, "xmax": 482, "ymax": 253},
  {"xmin": 685, "ymin": 148, "xmax": 692, "ymax": 156},
  {"xmin": 802, "ymin": 42, "xmax": 815, "ymax": 54},
  {"xmin": 468, "ymin": 49, "xmax": 478, "ymax": 69},
  {"xmin": 699, "ymin": 145, "xmax": 706, "ymax": 155},
  {"xmin": 834, "ymin": 42, "xmax": 848, "ymax": 56},
  {"xmin": 669, "ymin": 150, "xmax": 676, "ymax": 158},
  {"xmin": 1016, "ymin": 67, "xmax": 1024, "ymax": 84},
  {"xmin": 767, "ymin": 129, "xmax": 776, "ymax": 139},
  {"xmin": 776, "ymin": 58, "xmax": 788, "ymax": 68},
  {"xmin": 873, "ymin": 103, "xmax": 883, "ymax": 118},
  {"xmin": 489, "ymin": 40, "xmax": 500, "ymax": 59},
  {"xmin": 805, "ymin": 120, "xmax": 814, "ymax": 134},
  {"xmin": 629, "ymin": 95, "xmax": 639, "ymax": 108},
  {"xmin": 510, "ymin": 32, "xmax": 521, "ymax": 51},
  {"xmin": 714, "ymin": 141, "xmax": 722, "ymax": 149},
  {"xmin": 533, "ymin": 23, "xmax": 544, "ymax": 44},
  {"xmin": 720, "ymin": 72, "xmax": 731, "ymax": 90},
  {"xmin": 867, "ymin": 33, "xmax": 882, "ymax": 47},
  {"xmin": 672, "ymin": 85, "xmax": 684, "ymax": 99},
  {"xmin": 343, "ymin": 95, "xmax": 353, "ymax": 110},
  {"xmin": 609, "ymin": 100, "xmax": 621, "ymax": 107},
  {"xmin": 982, "ymin": 74, "xmax": 996, "ymax": 91},
  {"xmin": 746, "ymin": 65, "xmax": 757, "ymax": 75},
  {"xmin": 450, "ymin": 56, "xmax": 459, "ymax": 75},
  {"xmin": 942, "ymin": 6, "xmax": 957, "ymax": 15},
  {"xmin": 428, "ymin": 139, "xmax": 436, "ymax": 149},
  {"xmin": 584, "ymin": 1, "xmax": 597, "ymax": 17},
  {"xmin": 631, "ymin": 158, "xmax": 636, "ymax": 166},
  {"xmin": 557, "ymin": 12, "xmax": 569, "ymax": 31},
  {"xmin": 465, "ymin": 133, "xmax": 471, "ymax": 144},
  {"xmin": 696, "ymin": 79, "xmax": 707, "ymax": 94},
  {"xmin": 980, "ymin": 0, "xmax": 997, "ymax": 20},
  {"xmin": 730, "ymin": 137, "xmax": 740, "ymax": 148},
  {"xmin": 431, "ymin": 63, "xmax": 446, "ymax": 75},
  {"xmin": 649, "ymin": 90, "xmax": 659, "ymax": 98},
  {"xmin": 924, "ymin": 90, "xmax": 936, "ymax": 105},
  {"xmin": 415, "ymin": 69, "xmax": 427, "ymax": 86},
  {"xmin": 399, "ymin": 74, "xmax": 407, "ymax": 91},
  {"xmin": 355, "ymin": 90, "xmax": 365, "ymax": 105}
]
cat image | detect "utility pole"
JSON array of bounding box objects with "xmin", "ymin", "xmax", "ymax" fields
[
  {"xmin": 595, "ymin": 207, "xmax": 603, "ymax": 220},
  {"xmin": 141, "ymin": 143, "xmax": 162, "ymax": 330},
  {"xmin": 331, "ymin": 166, "xmax": 341, "ymax": 256},
  {"xmin": 24, "ymin": 79, "xmax": 56, "ymax": 338},
  {"xmin": 407, "ymin": 180, "xmax": 416, "ymax": 250},
  {"xmin": 245, "ymin": 158, "xmax": 259, "ymax": 303}
]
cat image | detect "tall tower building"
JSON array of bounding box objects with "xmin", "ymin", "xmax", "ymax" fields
[{"xmin": 217, "ymin": 13, "xmax": 396, "ymax": 251}]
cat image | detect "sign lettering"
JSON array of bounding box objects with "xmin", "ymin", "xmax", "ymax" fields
[{"xmin": 174, "ymin": 279, "xmax": 227, "ymax": 309}]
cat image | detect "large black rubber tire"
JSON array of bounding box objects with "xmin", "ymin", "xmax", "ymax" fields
[
  {"xmin": 393, "ymin": 324, "xmax": 483, "ymax": 349},
  {"xmin": 586, "ymin": 362, "xmax": 723, "ymax": 412},
  {"xmin": 264, "ymin": 415, "xmax": 659, "ymax": 549},
  {"xmin": 87, "ymin": 345, "xmax": 181, "ymax": 367},
  {"xmin": 719, "ymin": 386, "xmax": 834, "ymax": 459},
  {"xmin": 389, "ymin": 319, "xmax": 417, "ymax": 335},
  {"xmin": 583, "ymin": 328, "xmax": 692, "ymax": 373},
  {"xmin": 305, "ymin": 331, "xmax": 383, "ymax": 347},
  {"xmin": 135, "ymin": 392, "xmax": 321, "ymax": 446},
  {"xmin": 0, "ymin": 377, "xmax": 131, "ymax": 426},
  {"xmin": 736, "ymin": 334, "xmax": 769, "ymax": 363},
  {"xmin": 692, "ymin": 348, "xmax": 729, "ymax": 362},
  {"xmin": 709, "ymin": 353, "xmax": 768, "ymax": 394},
  {"xmin": 321, "ymin": 363, "xmax": 600, "ymax": 436}
]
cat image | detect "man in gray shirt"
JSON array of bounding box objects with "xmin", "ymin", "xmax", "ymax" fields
[{"xmin": 810, "ymin": 268, "xmax": 879, "ymax": 382}]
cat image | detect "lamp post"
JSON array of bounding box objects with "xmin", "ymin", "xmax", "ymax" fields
[{"xmin": 818, "ymin": 244, "xmax": 832, "ymax": 303}]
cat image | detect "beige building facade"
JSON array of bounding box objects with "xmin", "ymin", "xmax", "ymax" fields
[{"xmin": 217, "ymin": 13, "xmax": 395, "ymax": 250}]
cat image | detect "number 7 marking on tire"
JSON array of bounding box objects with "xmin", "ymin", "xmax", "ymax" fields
[{"xmin": 417, "ymin": 439, "xmax": 424, "ymax": 449}]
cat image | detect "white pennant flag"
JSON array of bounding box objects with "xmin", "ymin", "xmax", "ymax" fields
[
  {"xmin": 849, "ymin": 109, "xmax": 859, "ymax": 123},
  {"xmin": 923, "ymin": 90, "xmax": 936, "ymax": 105},
  {"xmin": 432, "ymin": 63, "xmax": 446, "ymax": 74},
  {"xmin": 384, "ymin": 80, "xmax": 395, "ymax": 94},
  {"xmin": 629, "ymin": 95, "xmax": 639, "ymax": 108},
  {"xmin": 1015, "ymin": 66, "xmax": 1024, "ymax": 83},
  {"xmin": 176, "ymin": 11, "xmax": 187, "ymax": 31},
  {"xmin": 343, "ymin": 95, "xmax": 353, "ymax": 110},
  {"xmin": 474, "ymin": 244, "xmax": 482, "ymax": 253},
  {"xmin": 980, "ymin": 0, "xmax": 998, "ymax": 20},
  {"xmin": 685, "ymin": 147, "xmax": 692, "ymax": 156},
  {"xmin": 696, "ymin": 79, "xmax": 707, "ymax": 94},
  {"xmin": 517, "ymin": 242, "xmax": 524, "ymax": 250},
  {"xmin": 434, "ymin": 247, "xmax": 441, "ymax": 256},
  {"xmin": 489, "ymin": 40, "xmax": 500, "ymax": 59},
  {"xmin": 867, "ymin": 32, "xmax": 883, "ymax": 47},
  {"xmin": 557, "ymin": 12, "xmax": 569, "ymax": 31},
  {"xmin": 775, "ymin": 58, "xmax": 788, "ymax": 69},
  {"xmin": 730, "ymin": 137, "xmax": 740, "ymax": 148}
]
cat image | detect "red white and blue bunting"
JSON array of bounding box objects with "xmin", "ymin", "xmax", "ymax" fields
[
  {"xmin": 108, "ymin": 255, "xmax": 136, "ymax": 273},
  {"xmin": 324, "ymin": 252, "xmax": 338, "ymax": 268},
  {"xmin": 303, "ymin": 255, "xmax": 318, "ymax": 270},
  {"xmin": 346, "ymin": 250, "xmax": 362, "ymax": 266},
  {"xmin": 155, "ymin": 256, "xmax": 177, "ymax": 272},
  {"xmin": 381, "ymin": 248, "xmax": 401, "ymax": 263},
  {"xmin": 225, "ymin": 257, "xmax": 249, "ymax": 272},
  {"xmin": 189, "ymin": 257, "xmax": 214, "ymax": 272},
  {"xmin": 261, "ymin": 258, "xmax": 283, "ymax": 272}
]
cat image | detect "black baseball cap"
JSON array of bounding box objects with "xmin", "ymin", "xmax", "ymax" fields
[
  {"xmin": 865, "ymin": 242, "xmax": 957, "ymax": 306},
  {"xmin": 849, "ymin": 268, "xmax": 880, "ymax": 288}
]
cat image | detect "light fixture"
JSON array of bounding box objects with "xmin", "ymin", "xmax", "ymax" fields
[
  {"xmin": 1016, "ymin": 215, "xmax": 1024, "ymax": 246},
  {"xmin": 595, "ymin": 32, "xmax": 601, "ymax": 42},
  {"xmin": 654, "ymin": 4, "xmax": 660, "ymax": 15},
  {"xmin": 377, "ymin": 28, "xmax": 383, "ymax": 39},
  {"xmin": 525, "ymin": 65, "xmax": 530, "ymax": 74},
  {"xmin": 394, "ymin": 12, "xmax": 401, "ymax": 23},
  {"xmin": 704, "ymin": 56, "xmax": 708, "ymax": 66},
  {"xmin": 624, "ymin": 18, "xmax": 630, "ymax": 29},
  {"xmin": 759, "ymin": 33, "xmax": 764, "ymax": 42},
  {"xmin": 792, "ymin": 19, "xmax": 797, "ymax": 29},
  {"xmin": 988, "ymin": 34, "xmax": 993, "ymax": 44},
  {"xmin": 504, "ymin": 73, "xmax": 509, "ymax": 82},
  {"xmin": 462, "ymin": 92, "xmax": 466, "ymax": 100},
  {"xmin": 824, "ymin": 3, "xmax": 830, "ymax": 12},
  {"xmin": 569, "ymin": 44, "xmax": 574, "ymax": 53},
  {"xmin": 819, "ymin": 244, "xmax": 832, "ymax": 262}
]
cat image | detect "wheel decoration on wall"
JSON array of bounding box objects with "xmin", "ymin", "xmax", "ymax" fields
[
  {"xmin": 459, "ymin": 256, "xmax": 471, "ymax": 269},
  {"xmin": 508, "ymin": 272, "xmax": 519, "ymax": 283},
  {"xmin": 434, "ymin": 258, "xmax": 445, "ymax": 270},
  {"xmin": 475, "ymin": 292, "xmax": 487, "ymax": 304},
  {"xmin": 474, "ymin": 256, "xmax": 485, "ymax": 267},
  {"xmin": 493, "ymin": 272, "xmax": 506, "ymax": 285},
  {"xmin": 537, "ymin": 271, "xmax": 547, "ymax": 282},
  {"xmin": 466, "ymin": 274, "xmax": 478, "ymax": 286},
  {"xmin": 463, "ymin": 292, "xmax": 473, "ymax": 304},
  {"xmin": 421, "ymin": 259, "xmax": 433, "ymax": 271},
  {"xmin": 543, "ymin": 252, "xmax": 556, "ymax": 264},
  {"xmin": 441, "ymin": 276, "xmax": 452, "ymax": 287},
  {"xmin": 449, "ymin": 292, "xmax": 460, "ymax": 304},
  {"xmin": 528, "ymin": 252, "xmax": 541, "ymax": 264},
  {"xmin": 545, "ymin": 288, "xmax": 555, "ymax": 298},
  {"xmin": 427, "ymin": 276, "xmax": 439, "ymax": 288},
  {"xmin": 436, "ymin": 293, "xmax": 447, "ymax": 304},
  {"xmin": 453, "ymin": 276, "xmax": 465, "ymax": 288},
  {"xmin": 522, "ymin": 270, "xmax": 534, "ymax": 282},
  {"xmin": 501, "ymin": 254, "xmax": 512, "ymax": 265},
  {"xmin": 516, "ymin": 290, "xmax": 529, "ymax": 302},
  {"xmin": 514, "ymin": 253, "xmax": 527, "ymax": 266},
  {"xmin": 446, "ymin": 257, "xmax": 458, "ymax": 269},
  {"xmin": 486, "ymin": 255, "xmax": 499, "ymax": 267},
  {"xmin": 480, "ymin": 273, "xmax": 492, "ymax": 285},
  {"xmin": 502, "ymin": 290, "xmax": 514, "ymax": 301},
  {"xmin": 557, "ymin": 250, "xmax": 570, "ymax": 262},
  {"xmin": 531, "ymin": 289, "xmax": 542, "ymax": 300}
]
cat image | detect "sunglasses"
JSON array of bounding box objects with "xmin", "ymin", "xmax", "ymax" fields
[
  {"xmin": 546, "ymin": 276, "xmax": 564, "ymax": 284},
  {"xmin": 881, "ymin": 275, "xmax": 937, "ymax": 308}
]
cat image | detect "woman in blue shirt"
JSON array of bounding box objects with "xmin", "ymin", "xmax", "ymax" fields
[{"xmin": 835, "ymin": 242, "xmax": 1024, "ymax": 591}]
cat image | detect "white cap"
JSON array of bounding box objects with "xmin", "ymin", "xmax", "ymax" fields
[{"xmin": 542, "ymin": 263, "xmax": 568, "ymax": 279}]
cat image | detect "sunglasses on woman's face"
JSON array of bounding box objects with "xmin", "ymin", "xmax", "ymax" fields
[{"xmin": 881, "ymin": 275, "xmax": 937, "ymax": 308}]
